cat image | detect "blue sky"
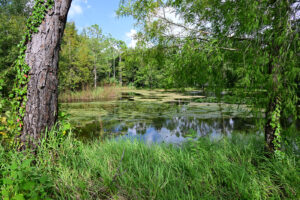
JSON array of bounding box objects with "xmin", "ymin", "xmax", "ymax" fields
[{"xmin": 67, "ymin": 0, "xmax": 137, "ymax": 47}]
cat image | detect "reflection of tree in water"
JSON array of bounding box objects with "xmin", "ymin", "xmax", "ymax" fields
[
  {"xmin": 75, "ymin": 101, "xmax": 258, "ymax": 142},
  {"xmin": 126, "ymin": 116, "xmax": 256, "ymax": 139}
]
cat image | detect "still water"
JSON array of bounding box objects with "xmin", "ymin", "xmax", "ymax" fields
[{"xmin": 62, "ymin": 90, "xmax": 261, "ymax": 144}]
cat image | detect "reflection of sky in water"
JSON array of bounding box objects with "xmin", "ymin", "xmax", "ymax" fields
[
  {"xmin": 113, "ymin": 116, "xmax": 258, "ymax": 144},
  {"xmin": 117, "ymin": 126, "xmax": 188, "ymax": 144},
  {"xmin": 67, "ymin": 100, "xmax": 262, "ymax": 144}
]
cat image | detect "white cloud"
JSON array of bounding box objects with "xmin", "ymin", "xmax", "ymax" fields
[
  {"xmin": 69, "ymin": 0, "xmax": 88, "ymax": 18},
  {"xmin": 69, "ymin": 4, "xmax": 83, "ymax": 17},
  {"xmin": 75, "ymin": 0, "xmax": 88, "ymax": 3},
  {"xmin": 153, "ymin": 7, "xmax": 190, "ymax": 37},
  {"xmin": 126, "ymin": 29, "xmax": 138, "ymax": 48}
]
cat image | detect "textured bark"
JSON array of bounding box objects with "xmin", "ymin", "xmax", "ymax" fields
[{"xmin": 21, "ymin": 0, "xmax": 72, "ymax": 148}]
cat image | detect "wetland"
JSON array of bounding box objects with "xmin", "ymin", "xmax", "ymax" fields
[{"xmin": 62, "ymin": 89, "xmax": 262, "ymax": 143}]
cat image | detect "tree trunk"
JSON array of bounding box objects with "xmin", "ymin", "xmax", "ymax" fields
[
  {"xmin": 21, "ymin": 0, "xmax": 72, "ymax": 149},
  {"xmin": 119, "ymin": 54, "xmax": 122, "ymax": 86},
  {"xmin": 263, "ymin": 0, "xmax": 288, "ymax": 154},
  {"xmin": 265, "ymin": 98, "xmax": 281, "ymax": 153},
  {"xmin": 94, "ymin": 54, "xmax": 97, "ymax": 89},
  {"xmin": 113, "ymin": 52, "xmax": 116, "ymax": 80},
  {"xmin": 94, "ymin": 66, "xmax": 97, "ymax": 89}
]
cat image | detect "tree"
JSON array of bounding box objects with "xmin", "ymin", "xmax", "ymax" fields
[
  {"xmin": 0, "ymin": 0, "xmax": 31, "ymax": 16},
  {"xmin": 106, "ymin": 37, "xmax": 118, "ymax": 81},
  {"xmin": 58, "ymin": 23, "xmax": 126, "ymax": 89},
  {"xmin": 118, "ymin": 0, "xmax": 299, "ymax": 153},
  {"xmin": 116, "ymin": 40, "xmax": 127, "ymax": 86},
  {"xmin": 59, "ymin": 22, "xmax": 80, "ymax": 91},
  {"xmin": 20, "ymin": 0, "xmax": 72, "ymax": 149},
  {"xmin": 0, "ymin": 0, "xmax": 31, "ymax": 95},
  {"xmin": 87, "ymin": 24, "xmax": 104, "ymax": 88}
]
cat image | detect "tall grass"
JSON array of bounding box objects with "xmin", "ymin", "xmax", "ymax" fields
[
  {"xmin": 0, "ymin": 132, "xmax": 299, "ymax": 199},
  {"xmin": 59, "ymin": 86, "xmax": 125, "ymax": 103}
]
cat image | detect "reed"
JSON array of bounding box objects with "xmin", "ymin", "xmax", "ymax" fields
[{"xmin": 58, "ymin": 86, "xmax": 125, "ymax": 103}]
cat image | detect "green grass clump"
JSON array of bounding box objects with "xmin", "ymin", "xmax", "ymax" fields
[{"xmin": 0, "ymin": 132, "xmax": 299, "ymax": 199}]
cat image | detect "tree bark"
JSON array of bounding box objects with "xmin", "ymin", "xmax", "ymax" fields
[
  {"xmin": 119, "ymin": 54, "xmax": 122, "ymax": 86},
  {"xmin": 21, "ymin": 0, "xmax": 72, "ymax": 148}
]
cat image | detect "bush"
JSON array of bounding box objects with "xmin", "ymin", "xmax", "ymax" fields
[{"xmin": 0, "ymin": 150, "xmax": 52, "ymax": 200}]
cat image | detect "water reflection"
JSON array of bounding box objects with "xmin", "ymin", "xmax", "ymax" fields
[
  {"xmin": 65, "ymin": 99, "xmax": 260, "ymax": 144},
  {"xmin": 116, "ymin": 117, "xmax": 257, "ymax": 144}
]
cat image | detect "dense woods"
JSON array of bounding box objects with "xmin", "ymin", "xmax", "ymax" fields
[{"xmin": 0, "ymin": 0, "xmax": 299, "ymax": 199}]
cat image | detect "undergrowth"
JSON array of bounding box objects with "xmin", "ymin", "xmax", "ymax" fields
[{"xmin": 0, "ymin": 131, "xmax": 299, "ymax": 199}]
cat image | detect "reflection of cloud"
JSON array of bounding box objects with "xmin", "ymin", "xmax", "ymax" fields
[
  {"xmin": 125, "ymin": 29, "xmax": 138, "ymax": 48},
  {"xmin": 69, "ymin": 0, "xmax": 88, "ymax": 18}
]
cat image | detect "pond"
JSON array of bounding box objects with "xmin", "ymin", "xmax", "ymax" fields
[{"xmin": 61, "ymin": 89, "xmax": 262, "ymax": 144}]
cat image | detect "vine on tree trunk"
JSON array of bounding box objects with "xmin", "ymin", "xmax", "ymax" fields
[
  {"xmin": 0, "ymin": 0, "xmax": 54, "ymax": 146},
  {"xmin": 270, "ymin": 97, "xmax": 284, "ymax": 159}
]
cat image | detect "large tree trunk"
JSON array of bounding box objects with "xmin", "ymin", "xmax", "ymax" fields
[{"xmin": 21, "ymin": 0, "xmax": 72, "ymax": 149}]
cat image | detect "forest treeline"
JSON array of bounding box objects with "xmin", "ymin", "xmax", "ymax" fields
[
  {"xmin": 0, "ymin": 1, "xmax": 184, "ymax": 92},
  {"xmin": 0, "ymin": 0, "xmax": 255, "ymax": 92},
  {"xmin": 0, "ymin": 0, "xmax": 171, "ymax": 92},
  {"xmin": 58, "ymin": 20, "xmax": 212, "ymax": 90},
  {"xmin": 2, "ymin": 0, "xmax": 298, "ymax": 94},
  {"xmin": 58, "ymin": 22, "xmax": 172, "ymax": 91}
]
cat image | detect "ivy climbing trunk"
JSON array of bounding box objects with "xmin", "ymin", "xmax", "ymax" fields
[
  {"xmin": 21, "ymin": 0, "xmax": 72, "ymax": 149},
  {"xmin": 264, "ymin": 0, "xmax": 290, "ymax": 154}
]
